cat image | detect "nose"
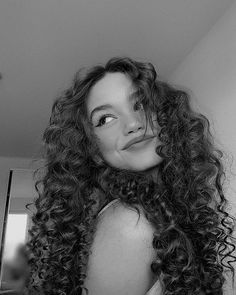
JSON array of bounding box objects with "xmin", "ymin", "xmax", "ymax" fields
[{"xmin": 123, "ymin": 113, "xmax": 145, "ymax": 135}]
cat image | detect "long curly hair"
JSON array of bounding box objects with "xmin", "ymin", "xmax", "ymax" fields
[{"xmin": 25, "ymin": 56, "xmax": 236, "ymax": 295}]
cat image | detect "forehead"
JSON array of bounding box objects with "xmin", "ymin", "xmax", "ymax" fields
[{"xmin": 87, "ymin": 72, "xmax": 135, "ymax": 111}]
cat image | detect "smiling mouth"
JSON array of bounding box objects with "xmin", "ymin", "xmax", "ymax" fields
[{"xmin": 125, "ymin": 137, "xmax": 154, "ymax": 150}]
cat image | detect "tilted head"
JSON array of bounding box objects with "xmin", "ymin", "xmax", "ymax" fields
[{"xmin": 69, "ymin": 56, "xmax": 164, "ymax": 171}]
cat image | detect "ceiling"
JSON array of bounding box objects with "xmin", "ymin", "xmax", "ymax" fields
[{"xmin": 0, "ymin": 0, "xmax": 234, "ymax": 158}]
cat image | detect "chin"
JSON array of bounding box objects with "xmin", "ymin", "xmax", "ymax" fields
[
  {"xmin": 122, "ymin": 157, "xmax": 162, "ymax": 172},
  {"xmin": 128, "ymin": 163, "xmax": 159, "ymax": 172},
  {"xmin": 103, "ymin": 150, "xmax": 163, "ymax": 172}
]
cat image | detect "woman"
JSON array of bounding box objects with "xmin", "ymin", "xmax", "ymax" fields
[{"xmin": 25, "ymin": 57, "xmax": 236, "ymax": 295}]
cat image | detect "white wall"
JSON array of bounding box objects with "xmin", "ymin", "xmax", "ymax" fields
[{"xmin": 169, "ymin": 1, "xmax": 236, "ymax": 293}]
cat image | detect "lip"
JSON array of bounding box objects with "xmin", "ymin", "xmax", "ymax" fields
[{"xmin": 122, "ymin": 135, "xmax": 155, "ymax": 150}]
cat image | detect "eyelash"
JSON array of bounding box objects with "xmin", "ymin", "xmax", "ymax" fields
[
  {"xmin": 95, "ymin": 114, "xmax": 114, "ymax": 127},
  {"xmin": 95, "ymin": 101, "xmax": 144, "ymax": 127}
]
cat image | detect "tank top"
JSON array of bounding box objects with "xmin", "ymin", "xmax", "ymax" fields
[{"xmin": 97, "ymin": 199, "xmax": 120, "ymax": 217}]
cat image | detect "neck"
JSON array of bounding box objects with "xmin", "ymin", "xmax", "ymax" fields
[{"xmin": 137, "ymin": 165, "xmax": 160, "ymax": 185}]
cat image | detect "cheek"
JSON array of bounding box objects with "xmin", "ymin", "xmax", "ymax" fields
[{"xmin": 95, "ymin": 131, "xmax": 117, "ymax": 153}]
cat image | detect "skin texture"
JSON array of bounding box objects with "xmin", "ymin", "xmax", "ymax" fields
[
  {"xmin": 86, "ymin": 72, "xmax": 163, "ymax": 171},
  {"xmin": 83, "ymin": 200, "xmax": 160, "ymax": 295}
]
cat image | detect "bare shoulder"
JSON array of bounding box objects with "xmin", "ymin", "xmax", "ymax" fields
[
  {"xmin": 98, "ymin": 200, "xmax": 156, "ymax": 241},
  {"xmin": 84, "ymin": 200, "xmax": 158, "ymax": 295}
]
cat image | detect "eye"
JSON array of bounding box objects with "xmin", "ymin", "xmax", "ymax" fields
[{"xmin": 95, "ymin": 114, "xmax": 115, "ymax": 127}]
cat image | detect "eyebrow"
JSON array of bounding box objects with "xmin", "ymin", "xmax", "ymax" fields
[
  {"xmin": 89, "ymin": 91, "xmax": 138, "ymax": 121},
  {"xmin": 90, "ymin": 104, "xmax": 113, "ymax": 121}
]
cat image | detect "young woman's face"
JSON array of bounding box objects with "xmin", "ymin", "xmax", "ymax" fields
[{"xmin": 86, "ymin": 72, "xmax": 163, "ymax": 171}]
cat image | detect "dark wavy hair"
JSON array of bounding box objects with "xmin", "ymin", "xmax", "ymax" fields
[{"xmin": 25, "ymin": 56, "xmax": 236, "ymax": 295}]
